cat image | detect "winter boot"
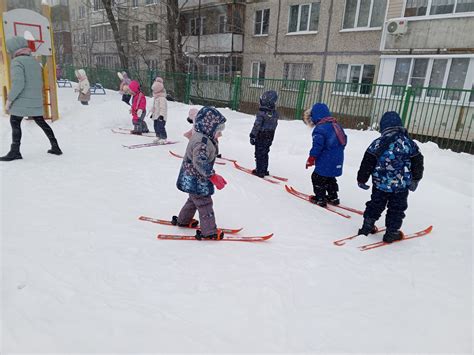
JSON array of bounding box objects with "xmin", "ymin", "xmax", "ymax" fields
[
  {"xmin": 195, "ymin": 229, "xmax": 224, "ymax": 241},
  {"xmin": 264, "ymin": 171, "xmax": 270, "ymax": 176},
  {"xmin": 327, "ymin": 193, "xmax": 340, "ymax": 206},
  {"xmin": 309, "ymin": 195, "xmax": 327, "ymax": 207},
  {"xmin": 251, "ymin": 169, "xmax": 266, "ymax": 178},
  {"xmin": 171, "ymin": 215, "xmax": 199, "ymax": 228},
  {"xmin": 358, "ymin": 218, "xmax": 378, "ymax": 236},
  {"xmin": 0, "ymin": 144, "xmax": 22, "ymax": 161},
  {"xmin": 48, "ymin": 140, "xmax": 63, "ymax": 155},
  {"xmin": 131, "ymin": 125, "xmax": 142, "ymax": 135},
  {"xmin": 383, "ymin": 230, "xmax": 404, "ymax": 243}
]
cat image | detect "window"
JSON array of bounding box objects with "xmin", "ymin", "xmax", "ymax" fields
[
  {"xmin": 132, "ymin": 26, "xmax": 139, "ymax": 42},
  {"xmin": 132, "ymin": 0, "xmax": 138, "ymax": 7},
  {"xmin": 218, "ymin": 15, "xmax": 227, "ymax": 33},
  {"xmin": 78, "ymin": 6, "xmax": 85, "ymax": 19},
  {"xmin": 405, "ymin": 0, "xmax": 474, "ymax": 17},
  {"xmin": 288, "ymin": 2, "xmax": 320, "ymax": 33},
  {"xmin": 254, "ymin": 9, "xmax": 270, "ymax": 35},
  {"xmin": 335, "ymin": 64, "xmax": 376, "ymax": 94},
  {"xmin": 251, "ymin": 61, "xmax": 266, "ymax": 86},
  {"xmin": 81, "ymin": 32, "xmax": 86, "ymax": 45},
  {"xmin": 343, "ymin": 0, "xmax": 387, "ymax": 29},
  {"xmin": 190, "ymin": 17, "xmax": 206, "ymax": 35},
  {"xmin": 146, "ymin": 23, "xmax": 158, "ymax": 41},
  {"xmin": 146, "ymin": 59, "xmax": 158, "ymax": 69},
  {"xmin": 146, "ymin": 0, "xmax": 158, "ymax": 5},
  {"xmin": 93, "ymin": 0, "xmax": 103, "ymax": 11},
  {"xmin": 283, "ymin": 63, "xmax": 312, "ymax": 89},
  {"xmin": 391, "ymin": 57, "xmax": 472, "ymax": 100},
  {"xmin": 105, "ymin": 26, "xmax": 113, "ymax": 41}
]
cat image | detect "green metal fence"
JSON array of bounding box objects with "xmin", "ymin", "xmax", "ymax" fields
[{"xmin": 62, "ymin": 66, "xmax": 473, "ymax": 154}]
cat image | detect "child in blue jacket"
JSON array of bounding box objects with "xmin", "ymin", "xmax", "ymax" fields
[
  {"xmin": 305, "ymin": 103, "xmax": 347, "ymax": 207},
  {"xmin": 357, "ymin": 111, "xmax": 424, "ymax": 243},
  {"xmin": 249, "ymin": 90, "xmax": 279, "ymax": 177}
]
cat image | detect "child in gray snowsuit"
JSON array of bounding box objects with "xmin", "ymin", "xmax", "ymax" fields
[{"xmin": 173, "ymin": 107, "xmax": 227, "ymax": 240}]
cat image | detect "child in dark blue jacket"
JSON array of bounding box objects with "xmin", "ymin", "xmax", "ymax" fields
[
  {"xmin": 305, "ymin": 103, "xmax": 347, "ymax": 207},
  {"xmin": 357, "ymin": 111, "xmax": 424, "ymax": 243},
  {"xmin": 249, "ymin": 90, "xmax": 279, "ymax": 177}
]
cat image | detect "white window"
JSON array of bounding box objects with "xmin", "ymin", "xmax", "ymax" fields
[
  {"xmin": 404, "ymin": 0, "xmax": 474, "ymax": 17},
  {"xmin": 288, "ymin": 2, "xmax": 320, "ymax": 33},
  {"xmin": 146, "ymin": 59, "xmax": 158, "ymax": 69},
  {"xmin": 78, "ymin": 6, "xmax": 85, "ymax": 19},
  {"xmin": 218, "ymin": 15, "xmax": 227, "ymax": 33},
  {"xmin": 251, "ymin": 61, "xmax": 266, "ymax": 86},
  {"xmin": 190, "ymin": 17, "xmax": 206, "ymax": 35},
  {"xmin": 146, "ymin": 23, "xmax": 158, "ymax": 41},
  {"xmin": 132, "ymin": 0, "xmax": 138, "ymax": 7},
  {"xmin": 283, "ymin": 63, "xmax": 312, "ymax": 89},
  {"xmin": 93, "ymin": 0, "xmax": 103, "ymax": 11},
  {"xmin": 254, "ymin": 9, "xmax": 270, "ymax": 35},
  {"xmin": 146, "ymin": 0, "xmax": 158, "ymax": 5},
  {"xmin": 391, "ymin": 57, "xmax": 472, "ymax": 100},
  {"xmin": 132, "ymin": 26, "xmax": 139, "ymax": 42},
  {"xmin": 343, "ymin": 0, "xmax": 387, "ymax": 29},
  {"xmin": 105, "ymin": 25, "xmax": 113, "ymax": 41},
  {"xmin": 335, "ymin": 64, "xmax": 376, "ymax": 94}
]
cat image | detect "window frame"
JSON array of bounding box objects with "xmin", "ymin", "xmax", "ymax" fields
[
  {"xmin": 254, "ymin": 8, "xmax": 270, "ymax": 36},
  {"xmin": 92, "ymin": 0, "xmax": 104, "ymax": 12},
  {"xmin": 334, "ymin": 63, "xmax": 377, "ymax": 95},
  {"xmin": 341, "ymin": 0, "xmax": 388, "ymax": 31},
  {"xmin": 282, "ymin": 63, "xmax": 313, "ymax": 90},
  {"xmin": 218, "ymin": 15, "xmax": 227, "ymax": 33},
  {"xmin": 189, "ymin": 17, "xmax": 206, "ymax": 36},
  {"xmin": 287, "ymin": 2, "xmax": 320, "ymax": 34},
  {"xmin": 251, "ymin": 61, "xmax": 266, "ymax": 87},
  {"xmin": 403, "ymin": 0, "xmax": 474, "ymax": 18},
  {"xmin": 132, "ymin": 0, "xmax": 138, "ymax": 8},
  {"xmin": 145, "ymin": 0, "xmax": 158, "ymax": 6},
  {"xmin": 388, "ymin": 56, "xmax": 474, "ymax": 103},
  {"xmin": 145, "ymin": 23, "xmax": 158, "ymax": 42},
  {"xmin": 131, "ymin": 25, "xmax": 139, "ymax": 43}
]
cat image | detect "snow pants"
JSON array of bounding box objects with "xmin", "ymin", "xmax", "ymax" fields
[
  {"xmin": 363, "ymin": 187, "xmax": 409, "ymax": 232},
  {"xmin": 154, "ymin": 118, "xmax": 167, "ymax": 139},
  {"xmin": 177, "ymin": 194, "xmax": 217, "ymax": 236},
  {"xmin": 311, "ymin": 172, "xmax": 339, "ymax": 201},
  {"xmin": 254, "ymin": 131, "xmax": 274, "ymax": 174}
]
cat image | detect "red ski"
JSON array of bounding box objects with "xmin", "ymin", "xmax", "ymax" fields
[
  {"xmin": 359, "ymin": 226, "xmax": 433, "ymax": 251},
  {"xmin": 157, "ymin": 233, "xmax": 273, "ymax": 242},
  {"xmin": 233, "ymin": 162, "xmax": 283, "ymax": 184},
  {"xmin": 111, "ymin": 128, "xmax": 156, "ymax": 138},
  {"xmin": 139, "ymin": 216, "xmax": 242, "ymax": 234},
  {"xmin": 217, "ymin": 156, "xmax": 237, "ymax": 163},
  {"xmin": 285, "ymin": 185, "xmax": 351, "ymax": 219},
  {"xmin": 169, "ymin": 150, "xmax": 226, "ymax": 165},
  {"xmin": 333, "ymin": 227, "xmax": 386, "ymax": 246},
  {"xmin": 288, "ymin": 186, "xmax": 363, "ymax": 215},
  {"xmin": 123, "ymin": 141, "xmax": 179, "ymax": 149}
]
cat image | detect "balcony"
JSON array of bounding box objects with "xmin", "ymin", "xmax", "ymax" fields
[{"xmin": 182, "ymin": 33, "xmax": 243, "ymax": 54}]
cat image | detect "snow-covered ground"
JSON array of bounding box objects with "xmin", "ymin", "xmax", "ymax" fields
[{"xmin": 1, "ymin": 87, "xmax": 472, "ymax": 353}]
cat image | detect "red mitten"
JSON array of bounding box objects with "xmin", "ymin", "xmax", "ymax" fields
[
  {"xmin": 209, "ymin": 174, "xmax": 227, "ymax": 190},
  {"xmin": 306, "ymin": 156, "xmax": 316, "ymax": 169}
]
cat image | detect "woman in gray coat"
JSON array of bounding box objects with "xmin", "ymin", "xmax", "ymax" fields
[{"xmin": 1, "ymin": 36, "xmax": 62, "ymax": 161}]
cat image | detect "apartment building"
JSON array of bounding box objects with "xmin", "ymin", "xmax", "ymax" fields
[
  {"xmin": 180, "ymin": 0, "xmax": 245, "ymax": 78},
  {"xmin": 50, "ymin": 0, "xmax": 73, "ymax": 67},
  {"xmin": 244, "ymin": 0, "xmax": 388, "ymax": 88},
  {"xmin": 69, "ymin": 0, "xmax": 169, "ymax": 71}
]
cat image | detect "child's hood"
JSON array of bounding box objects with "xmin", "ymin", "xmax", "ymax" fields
[
  {"xmin": 129, "ymin": 80, "xmax": 140, "ymax": 94},
  {"xmin": 194, "ymin": 107, "xmax": 226, "ymax": 139},
  {"xmin": 151, "ymin": 80, "xmax": 165, "ymax": 97},
  {"xmin": 259, "ymin": 90, "xmax": 278, "ymax": 111},
  {"xmin": 380, "ymin": 111, "xmax": 403, "ymax": 133},
  {"xmin": 75, "ymin": 69, "xmax": 87, "ymax": 80},
  {"xmin": 310, "ymin": 103, "xmax": 331, "ymax": 124}
]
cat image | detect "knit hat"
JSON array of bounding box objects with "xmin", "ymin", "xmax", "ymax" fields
[
  {"xmin": 380, "ymin": 111, "xmax": 403, "ymax": 133},
  {"xmin": 128, "ymin": 80, "xmax": 140, "ymax": 94}
]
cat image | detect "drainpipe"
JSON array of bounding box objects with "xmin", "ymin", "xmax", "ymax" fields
[
  {"xmin": 318, "ymin": 0, "xmax": 334, "ymax": 101},
  {"xmin": 274, "ymin": 0, "xmax": 281, "ymax": 57}
]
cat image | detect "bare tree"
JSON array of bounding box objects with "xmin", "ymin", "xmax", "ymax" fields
[{"xmin": 101, "ymin": 0, "xmax": 128, "ymax": 69}]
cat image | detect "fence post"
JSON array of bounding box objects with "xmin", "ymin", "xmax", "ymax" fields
[
  {"xmin": 295, "ymin": 79, "xmax": 307, "ymax": 120},
  {"xmin": 401, "ymin": 85, "xmax": 413, "ymax": 126},
  {"xmin": 184, "ymin": 72, "xmax": 191, "ymax": 104},
  {"xmin": 231, "ymin": 74, "xmax": 242, "ymax": 111},
  {"xmin": 149, "ymin": 69, "xmax": 156, "ymax": 90}
]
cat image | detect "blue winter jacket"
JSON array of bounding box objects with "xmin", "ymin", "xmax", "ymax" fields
[
  {"xmin": 309, "ymin": 104, "xmax": 347, "ymax": 177},
  {"xmin": 357, "ymin": 112, "xmax": 424, "ymax": 192},
  {"xmin": 176, "ymin": 107, "xmax": 226, "ymax": 196},
  {"xmin": 250, "ymin": 90, "xmax": 279, "ymax": 138}
]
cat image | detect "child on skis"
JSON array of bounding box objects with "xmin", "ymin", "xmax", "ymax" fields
[
  {"xmin": 117, "ymin": 71, "xmax": 131, "ymax": 105},
  {"xmin": 128, "ymin": 80, "xmax": 149, "ymax": 135},
  {"xmin": 173, "ymin": 107, "xmax": 227, "ymax": 240},
  {"xmin": 150, "ymin": 77, "xmax": 168, "ymax": 144},
  {"xmin": 183, "ymin": 107, "xmax": 199, "ymax": 139},
  {"xmin": 357, "ymin": 111, "xmax": 424, "ymax": 243},
  {"xmin": 249, "ymin": 90, "xmax": 279, "ymax": 177},
  {"xmin": 74, "ymin": 69, "xmax": 90, "ymax": 105},
  {"xmin": 305, "ymin": 103, "xmax": 347, "ymax": 207}
]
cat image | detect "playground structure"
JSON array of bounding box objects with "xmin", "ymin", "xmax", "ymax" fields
[{"xmin": 0, "ymin": 4, "xmax": 59, "ymax": 120}]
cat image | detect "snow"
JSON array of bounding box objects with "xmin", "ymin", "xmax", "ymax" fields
[{"xmin": 1, "ymin": 87, "xmax": 472, "ymax": 353}]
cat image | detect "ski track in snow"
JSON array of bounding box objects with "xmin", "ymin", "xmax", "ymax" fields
[{"xmin": 1, "ymin": 88, "xmax": 472, "ymax": 353}]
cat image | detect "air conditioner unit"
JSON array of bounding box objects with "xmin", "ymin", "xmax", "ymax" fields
[{"xmin": 387, "ymin": 19, "xmax": 408, "ymax": 35}]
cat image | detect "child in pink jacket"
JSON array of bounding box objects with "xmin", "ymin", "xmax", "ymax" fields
[{"xmin": 129, "ymin": 80, "xmax": 148, "ymax": 135}]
